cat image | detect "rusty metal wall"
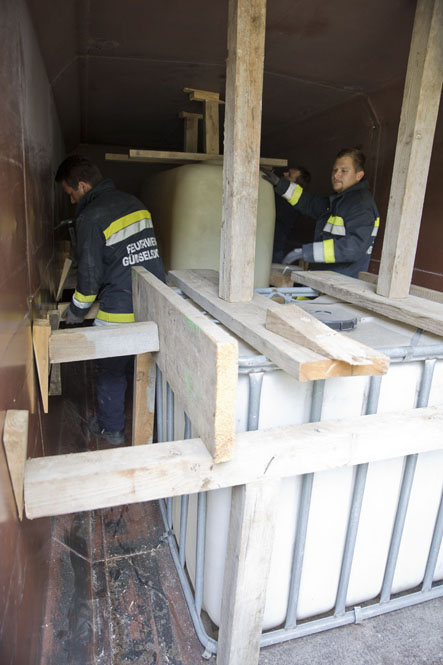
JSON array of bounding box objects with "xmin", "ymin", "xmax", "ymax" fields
[{"xmin": 0, "ymin": 1, "xmax": 65, "ymax": 663}]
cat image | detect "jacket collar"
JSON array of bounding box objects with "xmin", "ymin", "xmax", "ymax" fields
[{"xmin": 75, "ymin": 179, "xmax": 115, "ymax": 217}]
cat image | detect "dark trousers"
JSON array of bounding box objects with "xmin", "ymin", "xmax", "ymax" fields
[{"xmin": 96, "ymin": 355, "xmax": 134, "ymax": 432}]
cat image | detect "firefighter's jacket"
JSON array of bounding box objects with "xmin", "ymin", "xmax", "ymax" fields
[
  {"xmin": 70, "ymin": 179, "xmax": 165, "ymax": 323},
  {"xmin": 278, "ymin": 178, "xmax": 380, "ymax": 277}
]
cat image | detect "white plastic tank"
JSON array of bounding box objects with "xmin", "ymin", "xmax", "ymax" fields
[
  {"xmin": 167, "ymin": 296, "xmax": 443, "ymax": 629},
  {"xmin": 141, "ymin": 162, "xmax": 275, "ymax": 287}
]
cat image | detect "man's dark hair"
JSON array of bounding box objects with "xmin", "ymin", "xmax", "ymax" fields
[
  {"xmin": 276, "ymin": 165, "xmax": 311, "ymax": 188},
  {"xmin": 336, "ymin": 147, "xmax": 366, "ymax": 173},
  {"xmin": 293, "ymin": 165, "xmax": 311, "ymax": 189},
  {"xmin": 55, "ymin": 155, "xmax": 103, "ymax": 189}
]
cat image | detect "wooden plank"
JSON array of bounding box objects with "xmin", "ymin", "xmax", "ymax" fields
[
  {"xmin": 359, "ymin": 271, "xmax": 443, "ymax": 304},
  {"xmin": 265, "ymin": 304, "xmax": 386, "ymax": 369},
  {"xmin": 219, "ymin": 0, "xmax": 267, "ymax": 302},
  {"xmin": 132, "ymin": 353, "xmax": 155, "ymax": 446},
  {"xmin": 49, "ymin": 321, "xmax": 159, "ymax": 364},
  {"xmin": 183, "ymin": 87, "xmax": 223, "ymax": 103},
  {"xmin": 55, "ymin": 257, "xmax": 72, "ymax": 302},
  {"xmin": 132, "ymin": 267, "xmax": 238, "ymax": 462},
  {"xmin": 377, "ymin": 0, "xmax": 443, "ymax": 298},
  {"xmin": 24, "ymin": 404, "xmax": 443, "ymax": 519},
  {"xmin": 32, "ymin": 319, "xmax": 51, "ymax": 413},
  {"xmin": 291, "ymin": 270, "xmax": 443, "ymax": 337},
  {"xmin": 117, "ymin": 150, "xmax": 286, "ymax": 168},
  {"xmin": 3, "ymin": 410, "xmax": 28, "ymax": 520},
  {"xmin": 217, "ymin": 480, "xmax": 280, "ymax": 665},
  {"xmin": 204, "ymin": 99, "xmax": 220, "ymax": 154},
  {"xmin": 169, "ymin": 270, "xmax": 389, "ymax": 380}
]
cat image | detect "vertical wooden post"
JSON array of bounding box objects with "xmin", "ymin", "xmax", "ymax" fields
[
  {"xmin": 219, "ymin": 0, "xmax": 267, "ymax": 302},
  {"xmin": 132, "ymin": 352, "xmax": 156, "ymax": 446},
  {"xmin": 217, "ymin": 479, "xmax": 280, "ymax": 665},
  {"xmin": 377, "ymin": 0, "xmax": 443, "ymax": 298},
  {"xmin": 204, "ymin": 100, "xmax": 220, "ymax": 154},
  {"xmin": 179, "ymin": 111, "xmax": 203, "ymax": 152}
]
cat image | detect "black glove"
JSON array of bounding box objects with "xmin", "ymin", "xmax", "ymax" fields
[
  {"xmin": 282, "ymin": 247, "xmax": 303, "ymax": 264},
  {"xmin": 261, "ymin": 168, "xmax": 280, "ymax": 187},
  {"xmin": 61, "ymin": 305, "xmax": 85, "ymax": 326}
]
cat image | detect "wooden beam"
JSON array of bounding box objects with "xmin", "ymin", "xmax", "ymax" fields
[
  {"xmin": 179, "ymin": 111, "xmax": 203, "ymax": 153},
  {"xmin": 169, "ymin": 270, "xmax": 389, "ymax": 381},
  {"xmin": 32, "ymin": 319, "xmax": 51, "ymax": 413},
  {"xmin": 203, "ymin": 100, "xmax": 220, "ymax": 154},
  {"xmin": 132, "ymin": 267, "xmax": 238, "ymax": 462},
  {"xmin": 359, "ymin": 271, "xmax": 443, "ymax": 305},
  {"xmin": 217, "ymin": 480, "xmax": 280, "ymax": 665},
  {"xmin": 48, "ymin": 322, "xmax": 159, "ymax": 364},
  {"xmin": 132, "ymin": 353, "xmax": 155, "ymax": 446},
  {"xmin": 219, "ymin": 0, "xmax": 267, "ymax": 302},
  {"xmin": 108, "ymin": 150, "xmax": 287, "ymax": 168},
  {"xmin": 377, "ymin": 0, "xmax": 443, "ymax": 298},
  {"xmin": 24, "ymin": 405, "xmax": 443, "ymax": 519},
  {"xmin": 55, "ymin": 257, "xmax": 72, "ymax": 302},
  {"xmin": 183, "ymin": 88, "xmax": 224, "ymax": 103},
  {"xmin": 265, "ymin": 304, "xmax": 385, "ymax": 368},
  {"xmin": 291, "ymin": 270, "xmax": 443, "ymax": 337},
  {"xmin": 3, "ymin": 410, "xmax": 28, "ymax": 520}
]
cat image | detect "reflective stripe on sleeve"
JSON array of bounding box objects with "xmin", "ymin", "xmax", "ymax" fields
[
  {"xmin": 322, "ymin": 215, "xmax": 346, "ymax": 236},
  {"xmin": 104, "ymin": 210, "xmax": 153, "ymax": 246},
  {"xmin": 282, "ymin": 182, "xmax": 303, "ymax": 206},
  {"xmin": 371, "ymin": 216, "xmax": 380, "ymax": 237},
  {"xmin": 96, "ymin": 310, "xmax": 135, "ymax": 323},
  {"xmin": 73, "ymin": 290, "xmax": 97, "ymax": 309}
]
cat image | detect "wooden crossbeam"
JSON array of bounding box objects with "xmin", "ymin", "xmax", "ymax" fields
[
  {"xmin": 359, "ymin": 271, "xmax": 443, "ymax": 304},
  {"xmin": 24, "ymin": 405, "xmax": 443, "ymax": 519},
  {"xmin": 49, "ymin": 322, "xmax": 159, "ymax": 364},
  {"xmin": 132, "ymin": 267, "xmax": 238, "ymax": 462},
  {"xmin": 291, "ymin": 270, "xmax": 443, "ymax": 337},
  {"xmin": 3, "ymin": 410, "xmax": 28, "ymax": 520},
  {"xmin": 105, "ymin": 150, "xmax": 287, "ymax": 168},
  {"xmin": 169, "ymin": 270, "xmax": 389, "ymax": 380}
]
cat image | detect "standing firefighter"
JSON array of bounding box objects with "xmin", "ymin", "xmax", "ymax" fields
[
  {"xmin": 263, "ymin": 147, "xmax": 380, "ymax": 277},
  {"xmin": 56, "ymin": 155, "xmax": 165, "ymax": 446}
]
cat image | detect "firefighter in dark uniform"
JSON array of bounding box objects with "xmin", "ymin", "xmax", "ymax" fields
[
  {"xmin": 55, "ymin": 155, "xmax": 166, "ymax": 446},
  {"xmin": 263, "ymin": 147, "xmax": 380, "ymax": 278}
]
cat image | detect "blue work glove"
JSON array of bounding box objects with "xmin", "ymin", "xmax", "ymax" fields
[
  {"xmin": 61, "ymin": 304, "xmax": 85, "ymax": 326},
  {"xmin": 282, "ymin": 247, "xmax": 303, "ymax": 264}
]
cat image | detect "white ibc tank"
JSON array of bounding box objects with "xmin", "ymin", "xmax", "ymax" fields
[
  {"xmin": 168, "ymin": 298, "xmax": 443, "ymax": 629},
  {"xmin": 141, "ymin": 162, "xmax": 275, "ymax": 287}
]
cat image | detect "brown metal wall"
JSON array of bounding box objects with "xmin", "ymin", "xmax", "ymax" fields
[{"xmin": 0, "ymin": 1, "xmax": 65, "ymax": 663}]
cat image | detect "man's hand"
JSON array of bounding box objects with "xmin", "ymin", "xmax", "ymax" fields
[
  {"xmin": 282, "ymin": 247, "xmax": 303, "ymax": 264},
  {"xmin": 61, "ymin": 305, "xmax": 85, "ymax": 326},
  {"xmin": 261, "ymin": 168, "xmax": 281, "ymax": 187}
]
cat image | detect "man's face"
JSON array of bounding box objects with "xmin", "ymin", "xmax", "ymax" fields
[
  {"xmin": 331, "ymin": 156, "xmax": 364, "ymax": 193},
  {"xmin": 283, "ymin": 168, "xmax": 301, "ymax": 183},
  {"xmin": 62, "ymin": 180, "xmax": 90, "ymax": 205}
]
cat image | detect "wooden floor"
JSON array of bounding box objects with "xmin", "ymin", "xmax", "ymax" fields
[{"xmin": 40, "ymin": 359, "xmax": 210, "ymax": 665}]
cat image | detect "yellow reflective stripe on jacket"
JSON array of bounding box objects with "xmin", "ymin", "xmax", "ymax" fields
[
  {"xmin": 323, "ymin": 238, "xmax": 335, "ymax": 263},
  {"xmin": 371, "ymin": 216, "xmax": 380, "ymax": 237},
  {"xmin": 73, "ymin": 290, "xmax": 97, "ymax": 309},
  {"xmin": 96, "ymin": 310, "xmax": 135, "ymax": 323},
  {"xmin": 322, "ymin": 216, "xmax": 346, "ymax": 236},
  {"xmin": 104, "ymin": 210, "xmax": 153, "ymax": 247},
  {"xmin": 283, "ymin": 182, "xmax": 303, "ymax": 207}
]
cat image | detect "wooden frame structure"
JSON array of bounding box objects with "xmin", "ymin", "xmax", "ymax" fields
[{"xmin": 21, "ymin": 1, "xmax": 443, "ymax": 664}]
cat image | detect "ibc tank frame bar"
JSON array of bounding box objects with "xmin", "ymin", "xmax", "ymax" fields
[{"xmin": 156, "ymin": 344, "xmax": 443, "ymax": 657}]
